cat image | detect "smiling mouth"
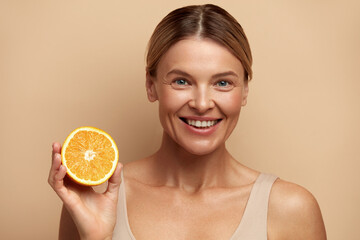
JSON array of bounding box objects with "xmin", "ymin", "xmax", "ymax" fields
[{"xmin": 180, "ymin": 118, "xmax": 222, "ymax": 128}]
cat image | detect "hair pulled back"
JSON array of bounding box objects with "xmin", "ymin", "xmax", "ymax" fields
[{"xmin": 146, "ymin": 4, "xmax": 253, "ymax": 81}]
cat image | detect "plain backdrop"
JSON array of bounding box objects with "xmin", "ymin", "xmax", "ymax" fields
[{"xmin": 1, "ymin": 0, "xmax": 359, "ymax": 239}]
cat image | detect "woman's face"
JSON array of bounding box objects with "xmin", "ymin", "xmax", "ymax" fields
[{"xmin": 146, "ymin": 37, "xmax": 249, "ymax": 155}]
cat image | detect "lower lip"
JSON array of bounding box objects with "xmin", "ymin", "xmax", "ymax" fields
[{"xmin": 181, "ymin": 120, "xmax": 220, "ymax": 136}]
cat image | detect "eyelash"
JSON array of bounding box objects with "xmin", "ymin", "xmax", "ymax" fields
[
  {"xmin": 174, "ymin": 79, "xmax": 189, "ymax": 85},
  {"xmin": 171, "ymin": 78, "xmax": 233, "ymax": 89},
  {"xmin": 216, "ymin": 80, "xmax": 230, "ymax": 87}
]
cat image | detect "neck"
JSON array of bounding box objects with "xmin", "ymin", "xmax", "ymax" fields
[{"xmin": 152, "ymin": 132, "xmax": 236, "ymax": 193}]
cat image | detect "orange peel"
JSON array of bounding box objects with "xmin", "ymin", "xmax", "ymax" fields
[{"xmin": 61, "ymin": 126, "xmax": 119, "ymax": 186}]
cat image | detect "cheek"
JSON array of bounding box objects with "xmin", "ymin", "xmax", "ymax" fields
[
  {"xmin": 158, "ymin": 87, "xmax": 190, "ymax": 115},
  {"xmin": 215, "ymin": 90, "xmax": 243, "ymax": 117}
]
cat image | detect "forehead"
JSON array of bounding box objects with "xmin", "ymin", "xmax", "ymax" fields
[{"xmin": 156, "ymin": 37, "xmax": 245, "ymax": 78}]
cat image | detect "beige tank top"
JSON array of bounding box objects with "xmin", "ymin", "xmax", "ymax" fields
[{"xmin": 113, "ymin": 170, "xmax": 278, "ymax": 240}]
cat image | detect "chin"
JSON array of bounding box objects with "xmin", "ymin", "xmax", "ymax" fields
[{"xmin": 179, "ymin": 140, "xmax": 223, "ymax": 156}]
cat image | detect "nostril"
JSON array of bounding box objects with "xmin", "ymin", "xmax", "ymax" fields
[{"xmin": 189, "ymin": 99, "xmax": 214, "ymax": 112}]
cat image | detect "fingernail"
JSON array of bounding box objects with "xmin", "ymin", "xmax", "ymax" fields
[{"xmin": 60, "ymin": 165, "xmax": 66, "ymax": 172}]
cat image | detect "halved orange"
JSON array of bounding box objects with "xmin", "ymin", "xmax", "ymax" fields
[{"xmin": 61, "ymin": 126, "xmax": 119, "ymax": 186}]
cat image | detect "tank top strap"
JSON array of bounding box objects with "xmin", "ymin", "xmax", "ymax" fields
[
  {"xmin": 112, "ymin": 168, "xmax": 136, "ymax": 240},
  {"xmin": 230, "ymin": 173, "xmax": 278, "ymax": 240}
]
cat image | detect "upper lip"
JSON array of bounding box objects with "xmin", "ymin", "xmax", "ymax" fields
[{"xmin": 179, "ymin": 116, "xmax": 222, "ymax": 121}]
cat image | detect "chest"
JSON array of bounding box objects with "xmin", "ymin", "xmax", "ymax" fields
[{"xmin": 125, "ymin": 183, "xmax": 252, "ymax": 240}]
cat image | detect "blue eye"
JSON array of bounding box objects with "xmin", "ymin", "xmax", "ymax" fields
[
  {"xmin": 217, "ymin": 80, "xmax": 229, "ymax": 87},
  {"xmin": 175, "ymin": 79, "xmax": 188, "ymax": 85}
]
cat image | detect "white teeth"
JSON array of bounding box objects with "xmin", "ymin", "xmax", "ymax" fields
[
  {"xmin": 195, "ymin": 120, "xmax": 201, "ymax": 127},
  {"xmin": 186, "ymin": 119, "xmax": 218, "ymax": 128}
]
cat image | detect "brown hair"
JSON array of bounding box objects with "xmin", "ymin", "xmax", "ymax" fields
[{"xmin": 146, "ymin": 4, "xmax": 253, "ymax": 81}]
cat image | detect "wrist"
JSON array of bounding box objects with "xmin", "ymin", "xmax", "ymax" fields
[
  {"xmin": 81, "ymin": 237, "xmax": 112, "ymax": 240},
  {"xmin": 80, "ymin": 234, "xmax": 112, "ymax": 240}
]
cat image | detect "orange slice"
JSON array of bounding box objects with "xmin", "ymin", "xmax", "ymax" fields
[{"xmin": 61, "ymin": 126, "xmax": 119, "ymax": 186}]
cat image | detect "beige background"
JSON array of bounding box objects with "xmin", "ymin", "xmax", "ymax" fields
[{"xmin": 1, "ymin": 0, "xmax": 359, "ymax": 239}]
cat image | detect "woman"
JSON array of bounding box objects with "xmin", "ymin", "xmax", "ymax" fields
[{"xmin": 48, "ymin": 4, "xmax": 326, "ymax": 239}]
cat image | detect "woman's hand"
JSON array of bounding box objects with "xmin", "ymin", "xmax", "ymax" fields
[{"xmin": 48, "ymin": 142, "xmax": 122, "ymax": 240}]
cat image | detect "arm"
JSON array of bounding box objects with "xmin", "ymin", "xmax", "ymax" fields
[
  {"xmin": 59, "ymin": 205, "xmax": 80, "ymax": 240},
  {"xmin": 268, "ymin": 179, "xmax": 327, "ymax": 240}
]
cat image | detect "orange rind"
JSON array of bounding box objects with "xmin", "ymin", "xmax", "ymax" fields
[{"xmin": 61, "ymin": 126, "xmax": 119, "ymax": 186}]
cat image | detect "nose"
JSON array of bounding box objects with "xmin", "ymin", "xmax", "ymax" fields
[{"xmin": 188, "ymin": 85, "xmax": 215, "ymax": 113}]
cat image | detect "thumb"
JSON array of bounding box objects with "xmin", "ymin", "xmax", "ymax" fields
[{"xmin": 105, "ymin": 163, "xmax": 122, "ymax": 197}]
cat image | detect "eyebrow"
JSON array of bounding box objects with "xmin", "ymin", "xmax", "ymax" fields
[
  {"xmin": 166, "ymin": 69, "xmax": 191, "ymax": 78},
  {"xmin": 166, "ymin": 69, "xmax": 239, "ymax": 79}
]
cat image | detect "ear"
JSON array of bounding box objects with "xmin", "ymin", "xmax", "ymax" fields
[
  {"xmin": 146, "ymin": 72, "xmax": 158, "ymax": 102},
  {"xmin": 241, "ymin": 81, "xmax": 249, "ymax": 106}
]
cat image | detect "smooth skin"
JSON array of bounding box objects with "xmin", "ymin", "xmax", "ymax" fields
[{"xmin": 49, "ymin": 38, "xmax": 326, "ymax": 239}]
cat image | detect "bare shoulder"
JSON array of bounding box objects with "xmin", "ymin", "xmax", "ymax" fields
[{"xmin": 268, "ymin": 178, "xmax": 327, "ymax": 240}]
